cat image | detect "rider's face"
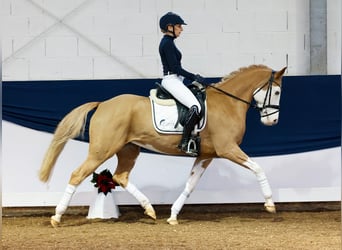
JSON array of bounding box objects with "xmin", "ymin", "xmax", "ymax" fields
[
  {"xmin": 167, "ymin": 24, "xmax": 183, "ymax": 37},
  {"xmin": 173, "ymin": 24, "xmax": 183, "ymax": 37}
]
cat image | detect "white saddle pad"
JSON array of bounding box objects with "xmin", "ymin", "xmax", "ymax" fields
[{"xmin": 149, "ymin": 89, "xmax": 206, "ymax": 134}]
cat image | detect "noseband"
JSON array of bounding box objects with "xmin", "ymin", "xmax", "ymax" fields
[{"xmin": 207, "ymin": 71, "xmax": 280, "ymax": 117}]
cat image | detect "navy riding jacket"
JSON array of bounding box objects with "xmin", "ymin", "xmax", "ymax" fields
[{"xmin": 159, "ymin": 35, "xmax": 196, "ymax": 81}]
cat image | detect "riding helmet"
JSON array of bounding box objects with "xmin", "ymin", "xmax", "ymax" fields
[{"xmin": 159, "ymin": 12, "xmax": 187, "ymax": 31}]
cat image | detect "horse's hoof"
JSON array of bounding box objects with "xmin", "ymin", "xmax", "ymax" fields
[
  {"xmin": 167, "ymin": 217, "xmax": 179, "ymax": 225},
  {"xmin": 50, "ymin": 216, "xmax": 60, "ymax": 228},
  {"xmin": 265, "ymin": 204, "xmax": 276, "ymax": 213},
  {"xmin": 144, "ymin": 207, "xmax": 157, "ymax": 220}
]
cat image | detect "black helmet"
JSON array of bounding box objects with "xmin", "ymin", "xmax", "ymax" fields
[{"xmin": 159, "ymin": 12, "xmax": 187, "ymax": 31}]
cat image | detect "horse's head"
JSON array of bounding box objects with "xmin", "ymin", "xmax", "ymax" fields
[{"xmin": 253, "ymin": 67, "xmax": 287, "ymax": 126}]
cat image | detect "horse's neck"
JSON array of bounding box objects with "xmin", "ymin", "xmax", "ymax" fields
[
  {"xmin": 206, "ymin": 70, "xmax": 270, "ymax": 120},
  {"xmin": 215, "ymin": 80, "xmax": 251, "ymax": 104},
  {"xmin": 219, "ymin": 70, "xmax": 269, "ymax": 100}
]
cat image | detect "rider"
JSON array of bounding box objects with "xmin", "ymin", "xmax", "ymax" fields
[{"xmin": 159, "ymin": 12, "xmax": 206, "ymax": 156}]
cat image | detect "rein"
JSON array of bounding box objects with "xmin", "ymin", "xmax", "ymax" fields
[
  {"xmin": 207, "ymin": 71, "xmax": 279, "ymax": 114},
  {"xmin": 207, "ymin": 84, "xmax": 258, "ymax": 109}
]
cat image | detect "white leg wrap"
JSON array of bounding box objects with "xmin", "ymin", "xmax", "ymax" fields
[
  {"xmin": 125, "ymin": 182, "xmax": 150, "ymax": 208},
  {"xmin": 244, "ymin": 158, "xmax": 272, "ymax": 199},
  {"xmin": 54, "ymin": 184, "xmax": 77, "ymax": 222},
  {"xmin": 170, "ymin": 192, "xmax": 188, "ymax": 218},
  {"xmin": 171, "ymin": 163, "xmax": 206, "ymax": 218}
]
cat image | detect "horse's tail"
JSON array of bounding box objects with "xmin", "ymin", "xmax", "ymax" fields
[{"xmin": 39, "ymin": 102, "xmax": 100, "ymax": 182}]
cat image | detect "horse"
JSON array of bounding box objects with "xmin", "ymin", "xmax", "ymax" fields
[{"xmin": 39, "ymin": 64, "xmax": 287, "ymax": 227}]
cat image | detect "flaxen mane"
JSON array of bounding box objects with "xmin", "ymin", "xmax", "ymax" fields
[{"xmin": 216, "ymin": 65, "xmax": 270, "ymax": 85}]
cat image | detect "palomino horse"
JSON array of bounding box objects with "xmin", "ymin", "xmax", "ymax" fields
[{"xmin": 39, "ymin": 64, "xmax": 286, "ymax": 226}]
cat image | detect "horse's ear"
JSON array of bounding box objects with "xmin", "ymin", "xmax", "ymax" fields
[{"xmin": 275, "ymin": 67, "xmax": 287, "ymax": 78}]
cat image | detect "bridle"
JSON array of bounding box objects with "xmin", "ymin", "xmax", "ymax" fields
[{"xmin": 207, "ymin": 71, "xmax": 281, "ymax": 117}]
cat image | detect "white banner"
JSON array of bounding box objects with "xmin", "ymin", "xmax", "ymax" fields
[{"xmin": 2, "ymin": 121, "xmax": 341, "ymax": 206}]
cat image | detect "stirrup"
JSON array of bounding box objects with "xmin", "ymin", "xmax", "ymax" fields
[{"xmin": 179, "ymin": 138, "xmax": 199, "ymax": 156}]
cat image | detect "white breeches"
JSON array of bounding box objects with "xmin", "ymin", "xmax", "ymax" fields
[{"xmin": 161, "ymin": 74, "xmax": 201, "ymax": 112}]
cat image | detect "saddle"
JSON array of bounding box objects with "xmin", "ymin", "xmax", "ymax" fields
[
  {"xmin": 155, "ymin": 82, "xmax": 206, "ymax": 127},
  {"xmin": 149, "ymin": 82, "xmax": 207, "ymax": 134}
]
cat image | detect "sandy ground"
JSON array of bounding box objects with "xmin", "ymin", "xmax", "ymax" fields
[{"xmin": 2, "ymin": 202, "xmax": 341, "ymax": 250}]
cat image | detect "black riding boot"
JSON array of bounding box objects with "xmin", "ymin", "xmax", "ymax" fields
[{"xmin": 178, "ymin": 105, "xmax": 201, "ymax": 156}]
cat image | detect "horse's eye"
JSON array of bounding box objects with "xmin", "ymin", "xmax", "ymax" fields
[{"xmin": 274, "ymin": 91, "xmax": 280, "ymax": 95}]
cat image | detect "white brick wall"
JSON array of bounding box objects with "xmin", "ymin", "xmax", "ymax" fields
[
  {"xmin": 2, "ymin": 0, "xmax": 341, "ymax": 81},
  {"xmin": 29, "ymin": 58, "xmax": 62, "ymax": 79},
  {"xmin": 327, "ymin": 0, "xmax": 342, "ymax": 75},
  {"xmin": 46, "ymin": 37, "xmax": 78, "ymax": 57}
]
